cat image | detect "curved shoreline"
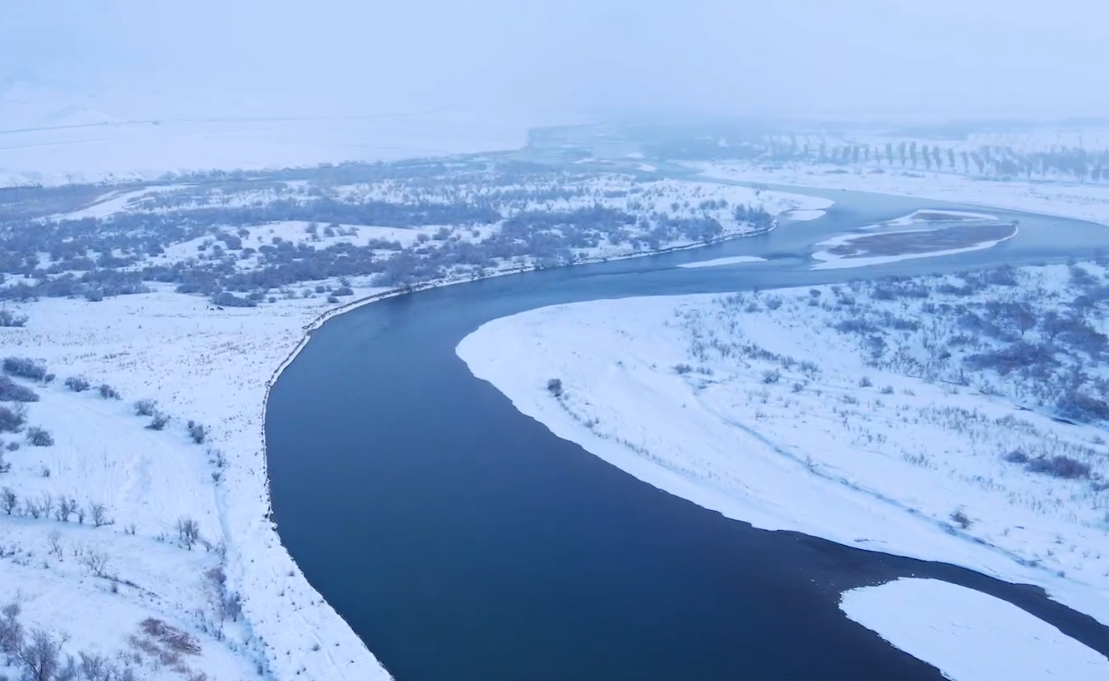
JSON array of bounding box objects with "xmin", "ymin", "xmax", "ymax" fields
[
  {"xmin": 256, "ymin": 180, "xmax": 1107, "ymax": 677},
  {"xmin": 253, "ymin": 222, "xmax": 781, "ymax": 674}
]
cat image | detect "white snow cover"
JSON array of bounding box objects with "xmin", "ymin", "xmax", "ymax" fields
[
  {"xmin": 810, "ymin": 223, "xmax": 1019, "ymax": 270},
  {"xmin": 0, "ymin": 177, "xmax": 830, "ymax": 678},
  {"xmin": 840, "ymin": 578, "xmax": 1109, "ymax": 681},
  {"xmin": 697, "ymin": 162, "xmax": 1109, "ymax": 226},
  {"xmin": 1, "ymin": 286, "xmax": 396, "ymax": 680},
  {"xmin": 455, "ymin": 274, "xmax": 1109, "ymax": 630},
  {"xmin": 678, "ymin": 255, "xmax": 767, "ymax": 269}
]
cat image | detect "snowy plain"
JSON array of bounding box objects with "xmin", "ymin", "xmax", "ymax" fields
[
  {"xmin": 697, "ymin": 161, "xmax": 1109, "ymax": 227},
  {"xmin": 841, "ymin": 578, "xmax": 1109, "ymax": 681}
]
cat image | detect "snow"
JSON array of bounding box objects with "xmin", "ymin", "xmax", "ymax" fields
[
  {"xmin": 784, "ymin": 208, "xmax": 826, "ymax": 221},
  {"xmin": 678, "ymin": 255, "xmax": 767, "ymax": 269},
  {"xmin": 698, "ymin": 162, "xmax": 1109, "ymax": 227},
  {"xmin": 0, "ymin": 285, "xmax": 395, "ymax": 680},
  {"xmin": 0, "ymin": 173, "xmax": 833, "ymax": 679},
  {"xmin": 455, "ymin": 267, "xmax": 1109, "ymax": 630},
  {"xmin": 810, "ymin": 224, "xmax": 1019, "ymax": 270},
  {"xmin": 840, "ymin": 578, "xmax": 1109, "ymax": 681},
  {"xmin": 0, "ymin": 84, "xmax": 533, "ymax": 186}
]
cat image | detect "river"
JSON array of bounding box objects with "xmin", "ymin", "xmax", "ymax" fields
[{"xmin": 266, "ymin": 182, "xmax": 1109, "ymax": 680}]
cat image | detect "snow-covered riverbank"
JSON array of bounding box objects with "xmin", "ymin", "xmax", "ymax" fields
[
  {"xmin": 0, "ymin": 176, "xmax": 830, "ymax": 678},
  {"xmin": 841, "ymin": 579, "xmax": 1109, "ymax": 681},
  {"xmin": 456, "ymin": 261, "xmax": 1109, "ymax": 670}
]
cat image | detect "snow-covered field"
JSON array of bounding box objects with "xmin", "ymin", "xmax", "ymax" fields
[
  {"xmin": 841, "ymin": 578, "xmax": 1109, "ymax": 681},
  {"xmin": 697, "ymin": 161, "xmax": 1109, "ymax": 227},
  {"xmin": 0, "ymin": 173, "xmax": 830, "ymax": 679},
  {"xmin": 457, "ymin": 262, "xmax": 1109, "ymax": 671},
  {"xmin": 1, "ymin": 286, "xmax": 395, "ymax": 680}
]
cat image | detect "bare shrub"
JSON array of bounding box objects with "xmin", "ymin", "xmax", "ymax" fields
[
  {"xmin": 761, "ymin": 369, "xmax": 781, "ymax": 384},
  {"xmin": 2, "ymin": 357, "xmax": 47, "ymax": 381},
  {"xmin": 1003, "ymin": 449, "xmax": 1030, "ymax": 464},
  {"xmin": 147, "ymin": 412, "xmax": 169, "ymax": 430},
  {"xmin": 90, "ymin": 502, "xmax": 113, "ymax": 528},
  {"xmin": 78, "ymin": 652, "xmax": 113, "ymax": 681},
  {"xmin": 673, "ymin": 363, "xmax": 693, "ymax": 374},
  {"xmin": 0, "ymin": 404, "xmax": 27, "ymax": 433},
  {"xmin": 950, "ymin": 508, "xmax": 972, "ymax": 529},
  {"xmin": 0, "ymin": 602, "xmax": 24, "ymax": 657},
  {"xmin": 139, "ymin": 618, "xmax": 201, "ymax": 656},
  {"xmin": 81, "ymin": 549, "xmax": 110, "ymax": 577},
  {"xmin": 0, "ymin": 376, "xmax": 38, "ymax": 402},
  {"xmin": 1055, "ymin": 391, "xmax": 1109, "ymax": 423},
  {"xmin": 97, "ymin": 384, "xmax": 121, "ymax": 400},
  {"xmin": 64, "ymin": 376, "xmax": 91, "ymax": 392},
  {"xmin": 186, "ymin": 420, "xmax": 207, "ymax": 444},
  {"xmin": 26, "ymin": 426, "xmax": 54, "ymax": 447},
  {"xmin": 1, "ymin": 486, "xmax": 16, "ymax": 515},
  {"xmin": 133, "ymin": 398, "xmax": 157, "ymax": 417},
  {"xmin": 55, "ymin": 497, "xmax": 78, "ymax": 523},
  {"xmin": 0, "ymin": 310, "xmax": 28, "ymax": 328},
  {"xmin": 0, "ymin": 449, "xmax": 7, "ymax": 474},
  {"xmin": 176, "ymin": 517, "xmax": 201, "ymax": 550},
  {"xmin": 1026, "ymin": 455, "xmax": 1091, "ymax": 480},
  {"xmin": 546, "ymin": 378, "xmax": 563, "ymax": 397},
  {"xmin": 858, "ymin": 376, "xmax": 873, "ymax": 388}
]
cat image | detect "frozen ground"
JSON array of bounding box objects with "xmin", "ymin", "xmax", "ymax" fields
[
  {"xmin": 697, "ymin": 162, "xmax": 1109, "ymax": 227},
  {"xmin": 457, "ymin": 262, "xmax": 1109, "ymax": 643},
  {"xmin": 841, "ymin": 578, "xmax": 1109, "ymax": 681}
]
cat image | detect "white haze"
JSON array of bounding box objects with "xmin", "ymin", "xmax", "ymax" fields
[{"xmin": 5, "ymin": 0, "xmax": 1109, "ymax": 122}]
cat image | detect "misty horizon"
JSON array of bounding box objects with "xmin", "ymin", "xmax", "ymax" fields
[{"xmin": 3, "ymin": 0, "xmax": 1108, "ymax": 124}]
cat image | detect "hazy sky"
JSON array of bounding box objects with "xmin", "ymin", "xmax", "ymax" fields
[{"xmin": 4, "ymin": 0, "xmax": 1108, "ymax": 122}]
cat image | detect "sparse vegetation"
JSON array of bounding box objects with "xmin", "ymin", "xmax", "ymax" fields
[
  {"xmin": 0, "ymin": 309, "xmax": 28, "ymax": 327},
  {"xmin": 546, "ymin": 378, "xmax": 563, "ymax": 397},
  {"xmin": 0, "ymin": 375, "xmax": 39, "ymax": 402},
  {"xmin": 26, "ymin": 426, "xmax": 54, "ymax": 447},
  {"xmin": 97, "ymin": 383, "xmax": 121, "ymax": 400},
  {"xmin": 64, "ymin": 375, "xmax": 91, "ymax": 392},
  {"xmin": 187, "ymin": 420, "xmax": 208, "ymax": 444},
  {"xmin": 133, "ymin": 398, "xmax": 157, "ymax": 416},
  {"xmin": 2, "ymin": 357, "xmax": 47, "ymax": 381}
]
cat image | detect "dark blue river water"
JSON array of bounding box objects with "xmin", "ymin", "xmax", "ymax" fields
[{"xmin": 267, "ymin": 185, "xmax": 1109, "ymax": 680}]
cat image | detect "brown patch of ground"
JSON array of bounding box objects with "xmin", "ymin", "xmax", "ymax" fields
[{"xmin": 829, "ymin": 222, "xmax": 1017, "ymax": 258}]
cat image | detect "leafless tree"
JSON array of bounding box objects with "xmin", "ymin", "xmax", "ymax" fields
[
  {"xmin": 55, "ymin": 497, "xmax": 78, "ymax": 523},
  {"xmin": 80, "ymin": 549, "xmax": 110, "ymax": 577},
  {"xmin": 17, "ymin": 629, "xmax": 63, "ymax": 681},
  {"xmin": 0, "ymin": 602, "xmax": 24, "ymax": 657},
  {"xmin": 78, "ymin": 651, "xmax": 113, "ymax": 681},
  {"xmin": 47, "ymin": 530, "xmax": 62, "ymax": 557},
  {"xmin": 38, "ymin": 493, "xmax": 54, "ymax": 520},
  {"xmin": 177, "ymin": 517, "xmax": 201, "ymax": 550},
  {"xmin": 89, "ymin": 503, "xmax": 113, "ymax": 528},
  {"xmin": 0, "ymin": 486, "xmax": 16, "ymax": 515}
]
